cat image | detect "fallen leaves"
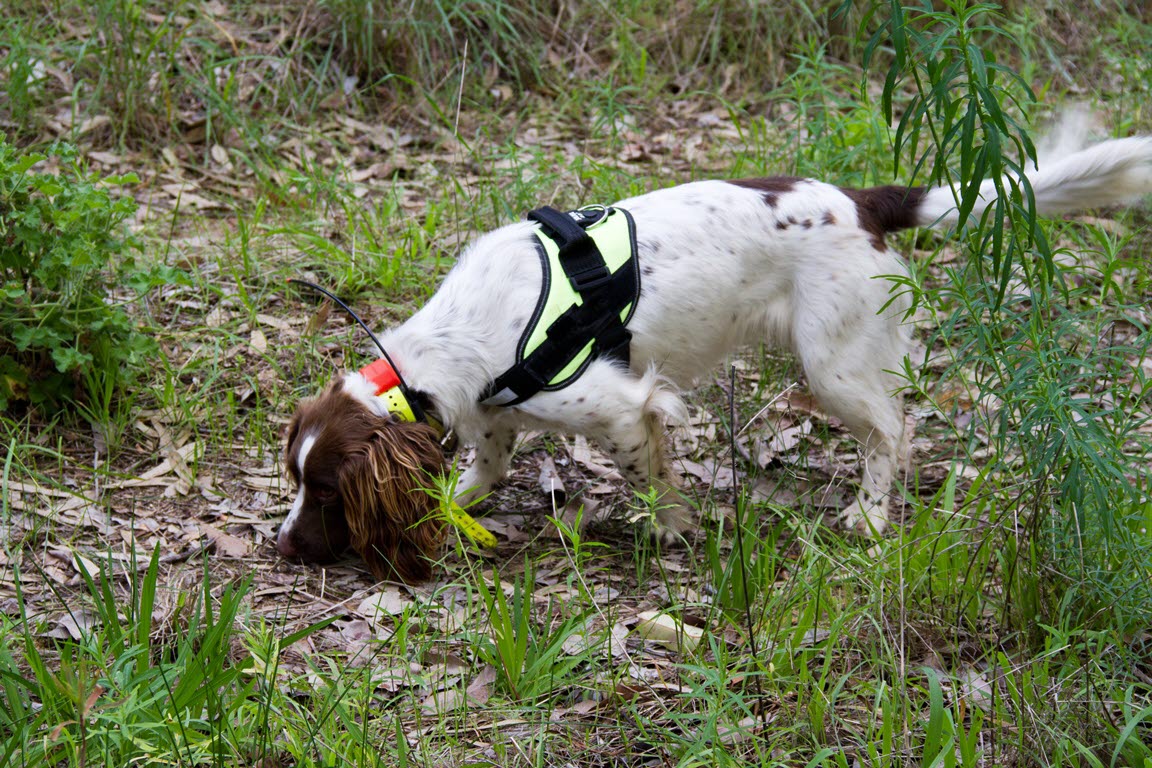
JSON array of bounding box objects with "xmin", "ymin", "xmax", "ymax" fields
[
  {"xmin": 198, "ymin": 522, "xmax": 251, "ymax": 558},
  {"xmin": 635, "ymin": 610, "xmax": 706, "ymax": 653}
]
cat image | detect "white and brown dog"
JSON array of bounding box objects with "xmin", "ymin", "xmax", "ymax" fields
[{"xmin": 278, "ymin": 136, "xmax": 1152, "ymax": 582}]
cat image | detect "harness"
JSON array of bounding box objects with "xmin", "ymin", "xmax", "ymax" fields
[{"xmin": 480, "ymin": 204, "xmax": 640, "ymax": 407}]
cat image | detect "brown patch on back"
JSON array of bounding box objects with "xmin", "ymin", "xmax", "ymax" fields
[
  {"xmin": 729, "ymin": 176, "xmax": 800, "ymax": 207},
  {"xmin": 840, "ymin": 185, "xmax": 926, "ymax": 251}
]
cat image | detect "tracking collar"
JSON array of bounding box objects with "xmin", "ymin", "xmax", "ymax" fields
[
  {"xmin": 360, "ymin": 357, "xmax": 427, "ymax": 425},
  {"xmin": 358, "ymin": 357, "xmax": 454, "ymax": 448}
]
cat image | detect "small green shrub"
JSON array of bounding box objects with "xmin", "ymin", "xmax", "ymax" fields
[{"xmin": 0, "ymin": 139, "xmax": 179, "ymax": 415}]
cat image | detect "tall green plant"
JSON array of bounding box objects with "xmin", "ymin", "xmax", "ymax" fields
[
  {"xmin": 472, "ymin": 565, "xmax": 588, "ymax": 702},
  {"xmin": 0, "ymin": 549, "xmax": 334, "ymax": 766},
  {"xmin": 863, "ymin": 0, "xmax": 1152, "ymax": 631}
]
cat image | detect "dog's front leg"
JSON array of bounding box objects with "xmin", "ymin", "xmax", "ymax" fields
[{"xmin": 456, "ymin": 422, "xmax": 518, "ymax": 505}]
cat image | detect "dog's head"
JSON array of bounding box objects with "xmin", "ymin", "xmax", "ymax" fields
[{"xmin": 277, "ymin": 375, "xmax": 447, "ymax": 583}]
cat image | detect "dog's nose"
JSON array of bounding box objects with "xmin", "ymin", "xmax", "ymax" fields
[{"xmin": 275, "ymin": 532, "xmax": 298, "ymax": 558}]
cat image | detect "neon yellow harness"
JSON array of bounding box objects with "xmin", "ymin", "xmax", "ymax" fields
[
  {"xmin": 481, "ymin": 204, "xmax": 640, "ymax": 406},
  {"xmin": 354, "ymin": 204, "xmax": 641, "ymax": 550}
]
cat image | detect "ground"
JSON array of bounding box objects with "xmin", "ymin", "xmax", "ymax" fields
[{"xmin": 2, "ymin": 2, "xmax": 1152, "ymax": 766}]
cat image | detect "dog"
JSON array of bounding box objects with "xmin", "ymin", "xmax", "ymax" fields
[{"xmin": 277, "ymin": 135, "xmax": 1152, "ymax": 583}]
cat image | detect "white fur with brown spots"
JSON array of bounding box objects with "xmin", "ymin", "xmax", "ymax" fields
[{"xmin": 280, "ymin": 134, "xmax": 1152, "ymax": 582}]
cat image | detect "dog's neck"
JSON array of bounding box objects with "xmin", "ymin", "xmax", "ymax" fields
[
  {"xmin": 373, "ymin": 312, "xmax": 505, "ymax": 435},
  {"xmin": 363, "ymin": 221, "xmax": 544, "ymax": 442}
]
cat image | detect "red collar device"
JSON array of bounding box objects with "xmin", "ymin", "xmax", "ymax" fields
[{"xmin": 360, "ymin": 358, "xmax": 425, "ymax": 424}]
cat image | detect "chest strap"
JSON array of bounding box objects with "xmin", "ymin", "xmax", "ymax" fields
[{"xmin": 481, "ymin": 204, "xmax": 640, "ymax": 407}]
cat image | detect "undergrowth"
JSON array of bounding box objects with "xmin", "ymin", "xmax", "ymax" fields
[
  {"xmin": 0, "ymin": 140, "xmax": 182, "ymax": 420},
  {"xmin": 0, "ymin": 1, "xmax": 1150, "ymax": 766}
]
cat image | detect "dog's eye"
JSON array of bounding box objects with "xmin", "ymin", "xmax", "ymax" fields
[{"xmin": 312, "ymin": 485, "xmax": 338, "ymax": 504}]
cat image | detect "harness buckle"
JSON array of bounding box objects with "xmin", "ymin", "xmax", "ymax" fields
[{"xmin": 567, "ymin": 262, "xmax": 612, "ymax": 291}]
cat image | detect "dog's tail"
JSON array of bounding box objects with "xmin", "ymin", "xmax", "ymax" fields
[{"xmin": 913, "ymin": 135, "xmax": 1152, "ymax": 229}]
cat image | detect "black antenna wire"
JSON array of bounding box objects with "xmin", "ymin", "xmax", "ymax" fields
[{"xmin": 287, "ymin": 278, "xmax": 426, "ymax": 422}]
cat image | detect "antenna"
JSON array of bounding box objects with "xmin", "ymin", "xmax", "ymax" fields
[{"xmin": 287, "ymin": 278, "xmax": 426, "ymax": 422}]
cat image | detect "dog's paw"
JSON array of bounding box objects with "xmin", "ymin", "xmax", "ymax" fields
[
  {"xmin": 838, "ymin": 498, "xmax": 889, "ymax": 537},
  {"xmin": 650, "ymin": 503, "xmax": 695, "ymax": 547},
  {"xmin": 454, "ymin": 469, "xmax": 493, "ymax": 507}
]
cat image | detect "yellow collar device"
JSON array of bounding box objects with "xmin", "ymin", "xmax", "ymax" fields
[{"xmin": 359, "ymin": 359, "xmax": 497, "ymax": 549}]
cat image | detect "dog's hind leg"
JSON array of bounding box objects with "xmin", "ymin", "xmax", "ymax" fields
[
  {"xmin": 791, "ymin": 264, "xmax": 911, "ymax": 535},
  {"xmin": 583, "ymin": 373, "xmax": 693, "ymax": 544},
  {"xmin": 591, "ymin": 406, "xmax": 695, "ymax": 543},
  {"xmin": 524, "ymin": 362, "xmax": 692, "ymax": 543}
]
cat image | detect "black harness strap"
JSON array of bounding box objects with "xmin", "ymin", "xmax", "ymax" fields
[
  {"xmin": 529, "ymin": 206, "xmax": 613, "ymax": 291},
  {"xmin": 481, "ymin": 205, "xmax": 639, "ymax": 407}
]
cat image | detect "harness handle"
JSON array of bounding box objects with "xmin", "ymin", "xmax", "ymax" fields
[{"xmin": 528, "ymin": 206, "xmax": 611, "ymax": 291}]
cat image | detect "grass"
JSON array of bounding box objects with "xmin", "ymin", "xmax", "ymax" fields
[{"xmin": 1, "ymin": 0, "xmax": 1152, "ymax": 765}]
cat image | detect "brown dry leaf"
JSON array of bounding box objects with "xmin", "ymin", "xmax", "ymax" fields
[
  {"xmin": 537, "ymin": 455, "xmax": 567, "ymax": 508},
  {"xmin": 673, "ymin": 458, "xmax": 735, "ymax": 489},
  {"xmin": 421, "ymin": 687, "xmax": 467, "ymax": 714},
  {"xmin": 778, "ymin": 390, "xmax": 826, "ymax": 418},
  {"xmin": 332, "ymin": 617, "xmax": 392, "ymax": 658},
  {"xmin": 757, "ymin": 418, "xmax": 812, "ymax": 465},
  {"xmin": 608, "ymin": 623, "xmax": 631, "ymax": 659},
  {"xmin": 112, "ymin": 442, "xmax": 198, "ymax": 490},
  {"xmin": 242, "ymin": 473, "xmax": 286, "ymax": 494},
  {"xmin": 422, "ymin": 649, "xmax": 469, "ymax": 678},
  {"xmin": 78, "ymin": 115, "xmax": 112, "ymax": 136},
  {"xmin": 48, "ymin": 546, "xmax": 103, "ymax": 582},
  {"xmin": 464, "ymin": 665, "xmax": 497, "ymax": 707},
  {"xmin": 570, "ymin": 436, "xmax": 623, "ymax": 481},
  {"xmin": 304, "ymin": 301, "xmax": 332, "ymax": 334},
  {"xmin": 249, "ymin": 329, "xmax": 268, "ymax": 354},
  {"xmin": 151, "ymin": 419, "xmax": 197, "ymax": 494},
  {"xmin": 209, "ymin": 144, "xmax": 233, "ymax": 171},
  {"xmin": 3, "ymin": 479, "xmax": 75, "ymax": 499},
  {"xmin": 635, "ymin": 610, "xmax": 705, "ymax": 653},
  {"xmin": 933, "ymin": 380, "xmax": 974, "ymax": 411},
  {"xmin": 622, "ymin": 142, "xmax": 651, "ymax": 162},
  {"xmin": 205, "ymin": 303, "xmax": 229, "ymax": 328},
  {"xmin": 333, "ymin": 114, "xmax": 411, "ymax": 151},
  {"xmin": 357, "ymin": 587, "xmax": 412, "ymax": 624},
  {"xmin": 256, "ymin": 313, "xmax": 295, "ymax": 331},
  {"xmin": 43, "ymin": 608, "xmax": 102, "ymax": 640},
  {"xmin": 198, "ymin": 522, "xmax": 251, "ymax": 558},
  {"xmin": 349, "ymin": 161, "xmax": 403, "ymax": 182},
  {"xmin": 86, "ymin": 150, "xmax": 123, "ymax": 166},
  {"xmin": 371, "ymin": 665, "xmax": 420, "ymax": 693},
  {"xmin": 161, "ymin": 183, "xmax": 224, "ymax": 211},
  {"xmin": 711, "ymin": 716, "xmax": 763, "ymax": 746},
  {"xmin": 959, "ymin": 666, "xmax": 995, "ymax": 712},
  {"xmin": 560, "ymin": 620, "xmax": 600, "ymax": 656}
]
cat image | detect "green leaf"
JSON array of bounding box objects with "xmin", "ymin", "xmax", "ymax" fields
[{"xmin": 51, "ymin": 345, "xmax": 92, "ymax": 372}]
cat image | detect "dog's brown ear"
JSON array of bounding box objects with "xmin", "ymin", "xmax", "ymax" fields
[{"xmin": 339, "ymin": 419, "xmax": 447, "ymax": 583}]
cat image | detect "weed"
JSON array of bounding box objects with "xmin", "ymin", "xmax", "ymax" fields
[
  {"xmin": 874, "ymin": 0, "xmax": 1152, "ymax": 634},
  {"xmin": 1, "ymin": 548, "xmax": 334, "ymax": 765},
  {"xmin": 0, "ymin": 141, "xmax": 183, "ymax": 423},
  {"xmin": 472, "ymin": 563, "xmax": 589, "ymax": 703}
]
